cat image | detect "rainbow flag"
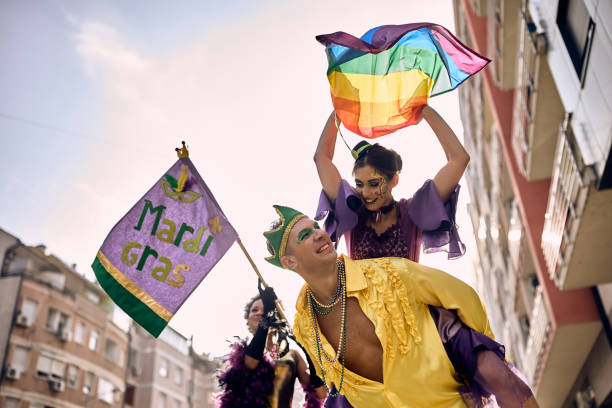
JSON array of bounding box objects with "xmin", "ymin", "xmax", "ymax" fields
[{"xmin": 316, "ymin": 23, "xmax": 490, "ymax": 138}]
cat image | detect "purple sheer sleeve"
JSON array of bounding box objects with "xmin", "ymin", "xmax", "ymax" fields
[
  {"xmin": 408, "ymin": 180, "xmax": 466, "ymax": 259},
  {"xmin": 315, "ymin": 180, "xmax": 362, "ymax": 247}
]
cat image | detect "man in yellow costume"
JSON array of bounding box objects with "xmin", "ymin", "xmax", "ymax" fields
[{"xmin": 263, "ymin": 205, "xmax": 538, "ymax": 408}]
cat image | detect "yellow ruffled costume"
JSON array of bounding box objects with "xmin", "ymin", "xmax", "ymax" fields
[{"xmin": 293, "ymin": 255, "xmax": 494, "ymax": 408}]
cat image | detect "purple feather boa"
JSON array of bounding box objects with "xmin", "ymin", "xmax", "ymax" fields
[
  {"xmin": 302, "ymin": 382, "xmax": 323, "ymax": 408},
  {"xmin": 217, "ymin": 340, "xmax": 275, "ymax": 408},
  {"xmin": 216, "ymin": 339, "xmax": 323, "ymax": 408}
]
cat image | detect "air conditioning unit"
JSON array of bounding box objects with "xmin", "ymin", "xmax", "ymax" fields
[
  {"xmin": 15, "ymin": 313, "xmax": 30, "ymax": 327},
  {"xmin": 49, "ymin": 379, "xmax": 65, "ymax": 392},
  {"xmin": 5, "ymin": 365, "xmax": 20, "ymax": 380},
  {"xmin": 58, "ymin": 330, "xmax": 70, "ymax": 342}
]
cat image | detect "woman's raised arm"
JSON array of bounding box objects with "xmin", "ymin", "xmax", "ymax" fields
[
  {"xmin": 314, "ymin": 111, "xmax": 343, "ymax": 202},
  {"xmin": 422, "ymin": 105, "xmax": 470, "ymax": 203}
]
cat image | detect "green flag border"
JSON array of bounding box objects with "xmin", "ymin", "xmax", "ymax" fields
[{"xmin": 92, "ymin": 256, "xmax": 168, "ymax": 337}]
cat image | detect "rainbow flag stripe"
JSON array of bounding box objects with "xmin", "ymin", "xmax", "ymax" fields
[{"xmin": 316, "ymin": 23, "xmax": 490, "ymax": 138}]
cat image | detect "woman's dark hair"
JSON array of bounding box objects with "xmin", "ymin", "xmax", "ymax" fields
[
  {"xmin": 352, "ymin": 141, "xmax": 402, "ymax": 180},
  {"xmin": 244, "ymin": 294, "xmax": 262, "ymax": 321}
]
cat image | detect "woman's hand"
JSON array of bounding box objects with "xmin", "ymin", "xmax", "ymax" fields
[{"xmin": 412, "ymin": 105, "xmax": 427, "ymax": 126}]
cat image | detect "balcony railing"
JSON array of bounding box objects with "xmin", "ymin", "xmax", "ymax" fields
[
  {"xmin": 541, "ymin": 124, "xmax": 589, "ymax": 286},
  {"xmin": 523, "ymin": 288, "xmax": 550, "ymax": 386},
  {"xmin": 512, "ymin": 4, "xmax": 555, "ymax": 180}
]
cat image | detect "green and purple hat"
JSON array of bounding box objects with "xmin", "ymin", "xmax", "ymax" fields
[{"xmin": 263, "ymin": 205, "xmax": 306, "ymax": 268}]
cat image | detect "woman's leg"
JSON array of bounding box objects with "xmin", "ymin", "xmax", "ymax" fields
[{"xmin": 473, "ymin": 350, "xmax": 538, "ymax": 408}]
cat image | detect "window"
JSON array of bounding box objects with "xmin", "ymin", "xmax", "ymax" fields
[
  {"xmin": 98, "ymin": 377, "xmax": 115, "ymax": 404},
  {"xmin": 67, "ymin": 365, "xmax": 79, "ymax": 388},
  {"xmin": 104, "ymin": 338, "xmax": 119, "ymax": 362},
  {"xmin": 11, "ymin": 345, "xmax": 29, "ymax": 372},
  {"xmin": 173, "ymin": 398, "xmax": 181, "ymax": 408},
  {"xmin": 45, "ymin": 307, "xmax": 71, "ymax": 334},
  {"xmin": 83, "ymin": 371, "xmax": 94, "ymax": 394},
  {"xmin": 159, "ymin": 358, "xmax": 169, "ymax": 378},
  {"xmin": 556, "ymin": 0, "xmax": 595, "ymax": 82},
  {"xmin": 89, "ymin": 330, "xmax": 99, "ymax": 351},
  {"xmin": 36, "ymin": 354, "xmax": 65, "ymax": 380},
  {"xmin": 159, "ymin": 392, "xmax": 167, "ymax": 408},
  {"xmin": 85, "ymin": 290, "xmax": 100, "ymax": 304},
  {"xmin": 4, "ymin": 397, "xmax": 20, "ymax": 408},
  {"xmin": 124, "ymin": 384, "xmax": 135, "ymax": 406},
  {"xmin": 74, "ymin": 322, "xmax": 85, "ymax": 344},
  {"xmin": 129, "ymin": 348, "xmax": 141, "ymax": 375},
  {"xmin": 21, "ymin": 298, "xmax": 38, "ymax": 323},
  {"xmin": 174, "ymin": 366, "xmax": 183, "ymax": 385}
]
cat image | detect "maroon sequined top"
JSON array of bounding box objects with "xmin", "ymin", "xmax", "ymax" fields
[{"xmin": 350, "ymin": 199, "xmax": 421, "ymax": 261}]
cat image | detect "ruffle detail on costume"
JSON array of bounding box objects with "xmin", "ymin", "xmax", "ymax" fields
[
  {"xmin": 408, "ymin": 179, "xmax": 466, "ymax": 259},
  {"xmin": 216, "ymin": 339, "xmax": 275, "ymax": 408},
  {"xmin": 363, "ymin": 259, "xmax": 421, "ymax": 358}
]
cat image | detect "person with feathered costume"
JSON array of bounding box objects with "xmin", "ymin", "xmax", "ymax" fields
[{"xmin": 217, "ymin": 285, "xmax": 326, "ymax": 408}]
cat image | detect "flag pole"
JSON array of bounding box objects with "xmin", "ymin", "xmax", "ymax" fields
[
  {"xmin": 236, "ymin": 237, "xmax": 291, "ymax": 330},
  {"xmin": 173, "ymin": 144, "xmax": 290, "ymax": 330}
]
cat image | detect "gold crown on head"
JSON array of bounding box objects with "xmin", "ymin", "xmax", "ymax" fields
[{"xmin": 263, "ymin": 205, "xmax": 306, "ymax": 268}]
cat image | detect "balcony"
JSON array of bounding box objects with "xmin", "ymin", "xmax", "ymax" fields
[
  {"xmin": 487, "ymin": 0, "xmax": 521, "ymax": 90},
  {"xmin": 541, "ymin": 119, "xmax": 612, "ymax": 289},
  {"xmin": 512, "ymin": 4, "xmax": 565, "ymax": 181},
  {"xmin": 523, "ymin": 288, "xmax": 549, "ymax": 385},
  {"xmin": 523, "ymin": 287, "xmax": 601, "ymax": 407}
]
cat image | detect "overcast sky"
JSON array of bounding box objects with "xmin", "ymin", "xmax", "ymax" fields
[{"xmin": 0, "ymin": 0, "xmax": 479, "ymax": 357}]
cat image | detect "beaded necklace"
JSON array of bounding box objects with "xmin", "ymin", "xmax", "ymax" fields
[
  {"xmin": 308, "ymin": 260, "xmax": 347, "ymax": 396},
  {"xmin": 307, "ymin": 266, "xmax": 342, "ymax": 315}
]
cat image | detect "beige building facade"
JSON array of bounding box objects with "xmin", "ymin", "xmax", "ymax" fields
[
  {"xmin": 0, "ymin": 228, "xmax": 219, "ymax": 408},
  {"xmin": 126, "ymin": 324, "xmax": 218, "ymax": 408},
  {"xmin": 0, "ymin": 229, "xmax": 128, "ymax": 408},
  {"xmin": 453, "ymin": 0, "xmax": 612, "ymax": 407}
]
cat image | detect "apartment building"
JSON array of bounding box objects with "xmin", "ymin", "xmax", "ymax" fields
[
  {"xmin": 1, "ymin": 227, "xmax": 220, "ymax": 408},
  {"xmin": 454, "ymin": 0, "xmax": 612, "ymax": 406},
  {"xmin": 126, "ymin": 323, "xmax": 218, "ymax": 408},
  {"xmin": 0, "ymin": 228, "xmax": 128, "ymax": 408}
]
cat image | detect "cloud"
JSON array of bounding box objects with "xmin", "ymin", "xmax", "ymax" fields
[{"xmin": 73, "ymin": 21, "xmax": 150, "ymax": 79}]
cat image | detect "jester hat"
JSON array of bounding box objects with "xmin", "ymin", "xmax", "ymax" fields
[{"xmin": 263, "ymin": 205, "xmax": 307, "ymax": 268}]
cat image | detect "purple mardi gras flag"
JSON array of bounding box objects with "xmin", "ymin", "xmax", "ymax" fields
[{"xmin": 92, "ymin": 156, "xmax": 237, "ymax": 337}]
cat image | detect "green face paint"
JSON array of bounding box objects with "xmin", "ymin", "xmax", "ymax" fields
[
  {"xmin": 296, "ymin": 222, "xmax": 321, "ymax": 243},
  {"xmin": 296, "ymin": 228, "xmax": 313, "ymax": 243}
]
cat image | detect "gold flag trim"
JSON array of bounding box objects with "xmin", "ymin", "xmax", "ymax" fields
[{"xmin": 97, "ymin": 250, "xmax": 174, "ymax": 322}]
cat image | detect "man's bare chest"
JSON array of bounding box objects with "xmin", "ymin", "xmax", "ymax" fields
[{"xmin": 316, "ymin": 296, "xmax": 384, "ymax": 382}]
